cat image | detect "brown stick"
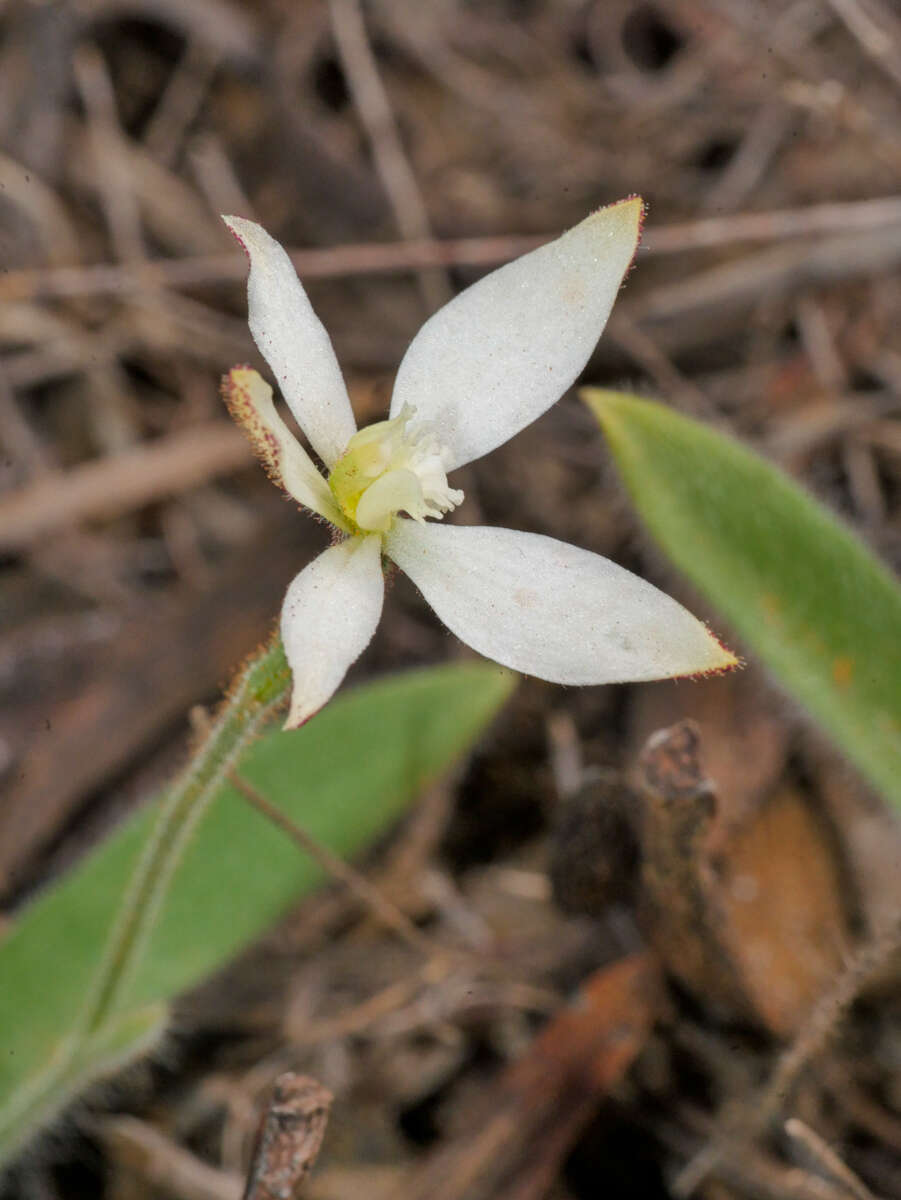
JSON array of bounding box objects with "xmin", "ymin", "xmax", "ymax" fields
[
  {"xmin": 674, "ymin": 912, "xmax": 901, "ymax": 1196},
  {"xmin": 0, "ymin": 236, "xmax": 543, "ymax": 302},
  {"xmin": 104, "ymin": 1115, "xmax": 243, "ymax": 1200},
  {"xmin": 389, "ymin": 953, "xmax": 661, "ymax": 1200},
  {"xmin": 0, "ymin": 421, "xmax": 250, "ymax": 551},
  {"xmin": 784, "ymin": 1118, "xmax": 878, "ymax": 1200},
  {"xmin": 328, "ymin": 0, "xmax": 451, "ymax": 311},
  {"xmin": 243, "ymin": 1074, "xmax": 332, "ymax": 1200},
  {"xmin": 3, "ymin": 195, "xmax": 901, "ymax": 302},
  {"xmin": 228, "ymin": 771, "xmax": 441, "ymax": 961}
]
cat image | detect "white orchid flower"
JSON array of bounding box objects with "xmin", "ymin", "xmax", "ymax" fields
[{"xmin": 222, "ymin": 199, "xmax": 736, "ymax": 728}]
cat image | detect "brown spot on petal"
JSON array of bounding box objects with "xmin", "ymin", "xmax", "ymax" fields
[{"xmin": 514, "ymin": 587, "xmax": 539, "ymax": 608}]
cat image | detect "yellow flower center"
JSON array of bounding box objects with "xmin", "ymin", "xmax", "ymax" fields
[{"xmin": 328, "ymin": 405, "xmax": 463, "ymax": 534}]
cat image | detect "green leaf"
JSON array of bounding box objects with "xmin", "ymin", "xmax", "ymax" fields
[
  {"xmin": 0, "ymin": 1004, "xmax": 169, "ymax": 1165},
  {"xmin": 0, "ymin": 663, "xmax": 513, "ymax": 1163},
  {"xmin": 583, "ymin": 388, "xmax": 901, "ymax": 806}
]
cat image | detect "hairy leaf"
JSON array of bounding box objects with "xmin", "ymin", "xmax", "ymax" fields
[
  {"xmin": 0, "ymin": 663, "xmax": 512, "ymax": 1163},
  {"xmin": 584, "ymin": 388, "xmax": 901, "ymax": 806}
]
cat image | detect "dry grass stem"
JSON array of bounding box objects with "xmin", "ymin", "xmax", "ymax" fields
[
  {"xmin": 0, "ymin": 423, "xmax": 250, "ymax": 551},
  {"xmin": 674, "ymin": 913, "xmax": 901, "ymax": 1196},
  {"xmin": 327, "ymin": 0, "xmax": 451, "ymax": 311},
  {"xmin": 227, "ymin": 771, "xmax": 443, "ymax": 962}
]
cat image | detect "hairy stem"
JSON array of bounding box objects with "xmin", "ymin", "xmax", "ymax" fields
[
  {"xmin": 0, "ymin": 635, "xmax": 290, "ymax": 1162},
  {"xmin": 77, "ymin": 633, "xmax": 290, "ymax": 1033}
]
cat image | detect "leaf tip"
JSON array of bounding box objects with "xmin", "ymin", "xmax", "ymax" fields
[{"xmin": 578, "ymin": 386, "xmax": 639, "ymax": 426}]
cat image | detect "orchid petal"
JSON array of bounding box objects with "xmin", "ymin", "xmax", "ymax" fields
[
  {"xmin": 222, "ymin": 367, "xmax": 349, "ymax": 529},
  {"xmin": 223, "ymin": 216, "xmax": 356, "ymax": 467},
  {"xmin": 390, "ymin": 198, "xmax": 643, "ymax": 470},
  {"xmin": 281, "ymin": 535, "xmax": 384, "ymax": 728},
  {"xmin": 354, "ymin": 468, "xmax": 424, "ymax": 533},
  {"xmin": 385, "ymin": 521, "xmax": 737, "ymax": 683}
]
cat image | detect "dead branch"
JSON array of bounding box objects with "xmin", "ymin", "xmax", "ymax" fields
[
  {"xmin": 242, "ymin": 1074, "xmax": 332, "ymax": 1200},
  {"xmin": 0, "ymin": 422, "xmax": 250, "ymax": 551}
]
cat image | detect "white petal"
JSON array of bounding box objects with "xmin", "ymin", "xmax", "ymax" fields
[
  {"xmin": 281, "ymin": 535, "xmax": 384, "ymax": 728},
  {"xmin": 354, "ymin": 468, "xmax": 424, "ymax": 533},
  {"xmin": 223, "ymin": 215, "xmax": 357, "ymax": 467},
  {"xmin": 390, "ymin": 198, "xmax": 642, "ymax": 470},
  {"xmin": 385, "ymin": 521, "xmax": 737, "ymax": 683},
  {"xmin": 222, "ymin": 367, "xmax": 349, "ymax": 529}
]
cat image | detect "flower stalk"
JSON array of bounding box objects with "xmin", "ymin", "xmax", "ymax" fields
[
  {"xmin": 0, "ymin": 636, "xmax": 290, "ymax": 1162},
  {"xmin": 76, "ymin": 634, "xmax": 290, "ymax": 1034}
]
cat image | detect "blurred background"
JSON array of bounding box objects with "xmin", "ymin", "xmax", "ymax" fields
[{"xmin": 2, "ymin": 0, "xmax": 901, "ymax": 1197}]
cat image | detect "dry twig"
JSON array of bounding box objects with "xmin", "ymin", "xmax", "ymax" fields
[
  {"xmin": 674, "ymin": 914, "xmax": 901, "ymax": 1196},
  {"xmin": 327, "ymin": 0, "xmax": 451, "ymax": 311},
  {"xmin": 243, "ymin": 1074, "xmax": 332, "ymax": 1200},
  {"xmin": 228, "ymin": 771, "xmax": 440, "ymax": 961},
  {"xmin": 0, "ymin": 422, "xmax": 250, "ymax": 551},
  {"xmin": 72, "ymin": 43, "xmax": 146, "ymax": 264},
  {"xmin": 103, "ymin": 1115, "xmax": 243, "ymax": 1200},
  {"xmin": 824, "ymin": 0, "xmax": 901, "ymax": 91},
  {"xmin": 784, "ymin": 1118, "xmax": 878, "ymax": 1200},
  {"xmin": 3, "ymin": 196, "xmax": 901, "ymax": 303},
  {"xmin": 389, "ymin": 954, "xmax": 662, "ymax": 1200}
]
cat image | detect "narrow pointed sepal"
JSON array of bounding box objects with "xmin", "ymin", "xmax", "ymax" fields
[
  {"xmin": 281, "ymin": 535, "xmax": 384, "ymax": 729},
  {"xmin": 385, "ymin": 521, "xmax": 737, "ymax": 684},
  {"xmin": 222, "ymin": 366, "xmax": 349, "ymax": 530}
]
